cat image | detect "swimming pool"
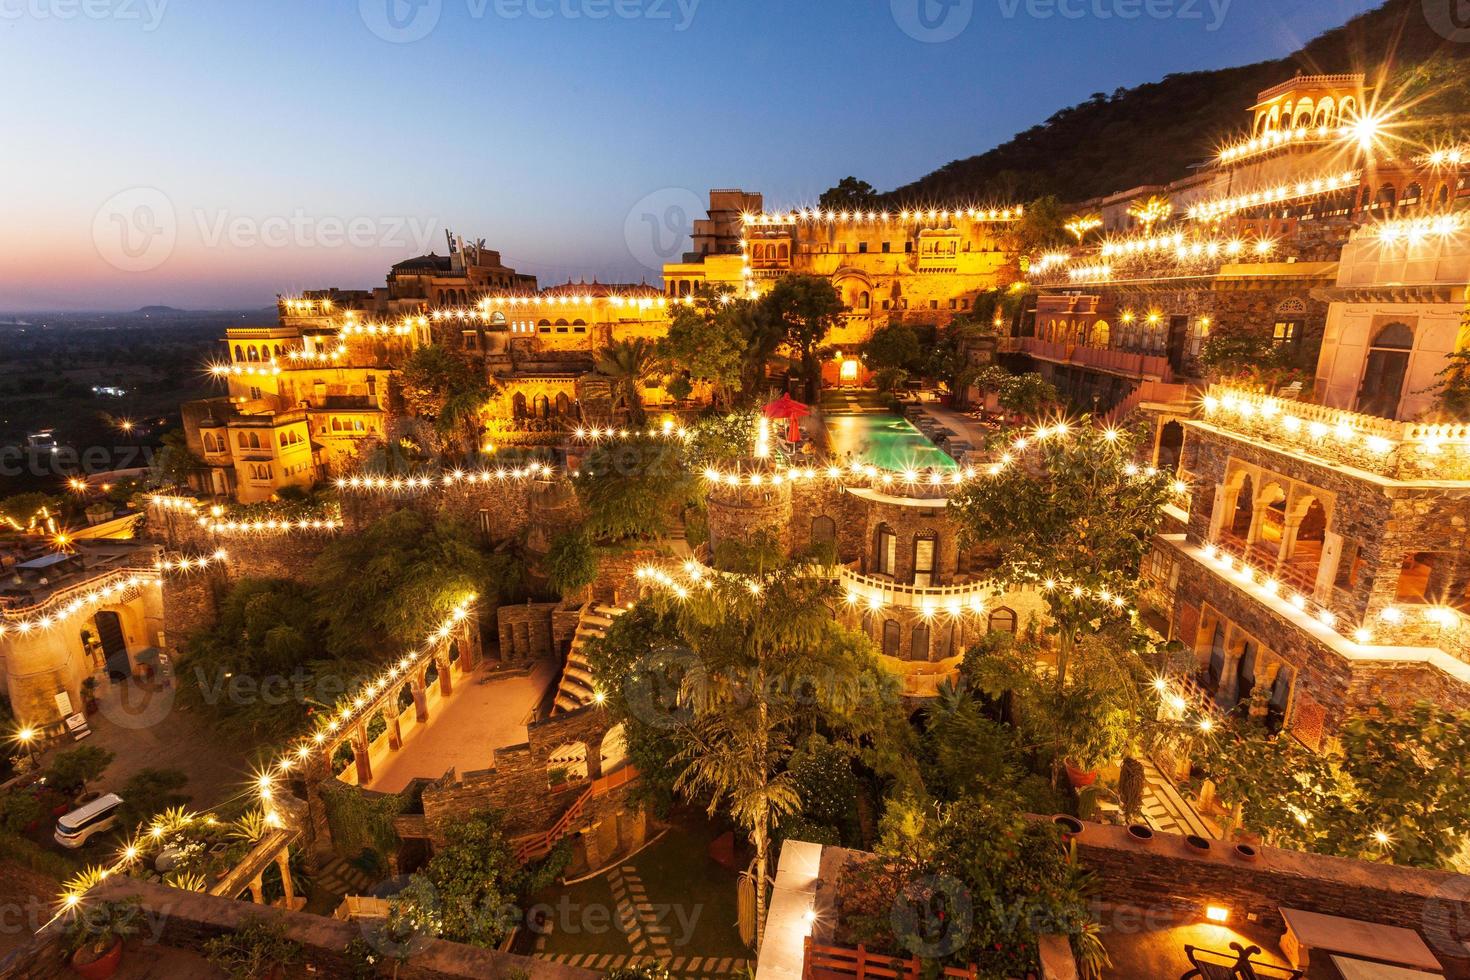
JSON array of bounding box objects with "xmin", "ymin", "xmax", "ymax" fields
[{"xmin": 823, "ymin": 413, "xmax": 957, "ymax": 472}]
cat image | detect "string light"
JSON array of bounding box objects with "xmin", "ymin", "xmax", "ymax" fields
[
  {"xmin": 197, "ymin": 516, "xmax": 341, "ymax": 534},
  {"xmin": 741, "ymin": 205, "xmax": 1023, "ymax": 227},
  {"xmin": 0, "ymin": 570, "xmax": 161, "ymax": 639},
  {"xmin": 1187, "ymin": 170, "xmax": 1358, "ymax": 221}
]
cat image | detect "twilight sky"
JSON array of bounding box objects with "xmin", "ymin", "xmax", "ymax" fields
[{"xmin": 0, "ymin": 0, "xmax": 1375, "ymax": 311}]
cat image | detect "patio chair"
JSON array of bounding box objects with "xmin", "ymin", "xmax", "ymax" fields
[{"xmin": 1181, "ymin": 942, "xmax": 1304, "ymax": 980}]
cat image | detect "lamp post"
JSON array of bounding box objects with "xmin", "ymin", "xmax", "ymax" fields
[{"xmin": 13, "ymin": 726, "xmax": 39, "ymax": 768}]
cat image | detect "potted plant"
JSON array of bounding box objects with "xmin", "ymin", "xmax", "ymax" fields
[
  {"xmin": 81, "ymin": 677, "xmax": 99, "ymax": 715},
  {"xmin": 203, "ymin": 915, "xmax": 301, "ymax": 980},
  {"xmin": 62, "ymin": 898, "xmax": 142, "ymax": 980},
  {"xmin": 1126, "ymin": 824, "xmax": 1155, "ymax": 845}
]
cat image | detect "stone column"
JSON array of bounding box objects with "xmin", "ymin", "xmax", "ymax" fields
[
  {"xmin": 384, "ymin": 697, "xmax": 403, "ymax": 751},
  {"xmin": 351, "ymin": 725, "xmax": 372, "ymax": 785},
  {"xmin": 275, "ymin": 850, "xmax": 296, "ymax": 908},
  {"xmin": 412, "ymin": 674, "xmax": 429, "ymax": 723},
  {"xmin": 248, "ymin": 876, "xmax": 265, "ymax": 905},
  {"xmin": 1207, "ymin": 482, "xmax": 1229, "ymax": 542},
  {"xmin": 436, "ymin": 651, "xmax": 453, "ymax": 697}
]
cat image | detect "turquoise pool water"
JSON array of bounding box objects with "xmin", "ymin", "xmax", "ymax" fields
[{"xmin": 823, "ymin": 413, "xmax": 956, "ymax": 472}]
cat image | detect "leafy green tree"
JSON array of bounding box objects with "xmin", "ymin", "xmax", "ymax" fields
[
  {"xmin": 544, "ymin": 528, "xmax": 598, "ymax": 598},
  {"xmin": 0, "ymin": 493, "xmax": 58, "ymax": 530},
  {"xmin": 46, "ymin": 745, "xmax": 114, "ymax": 796},
  {"xmin": 994, "ymin": 372, "xmax": 1059, "ymax": 418},
  {"xmin": 819, "ymin": 177, "xmax": 879, "ymax": 211},
  {"xmin": 312, "ymin": 509, "xmax": 491, "ymax": 656},
  {"xmin": 0, "ymin": 787, "xmax": 44, "ymax": 833},
  {"xmin": 761, "ymin": 276, "xmax": 845, "ymax": 403},
  {"xmin": 389, "ymin": 808, "xmax": 537, "ymax": 948},
  {"xmin": 118, "ymin": 768, "xmax": 191, "ymax": 827},
  {"xmin": 861, "ymin": 324, "xmax": 921, "ymax": 373},
  {"xmin": 848, "ymin": 793, "xmax": 1101, "ymax": 978},
  {"xmin": 596, "ymin": 338, "xmax": 662, "ymax": 424},
  {"xmin": 400, "ymin": 346, "xmax": 492, "ymax": 455},
  {"xmin": 573, "ymin": 434, "xmax": 698, "ymax": 541},
  {"xmin": 951, "ymin": 423, "xmax": 1172, "ymax": 688},
  {"xmin": 658, "ymin": 304, "xmax": 746, "ymax": 409},
  {"xmin": 152, "ymin": 429, "xmax": 203, "ymax": 490},
  {"xmin": 925, "ymin": 318, "xmax": 997, "ymax": 409},
  {"xmin": 178, "ymin": 578, "xmax": 329, "ymax": 739},
  {"xmin": 622, "ymin": 561, "xmax": 901, "ymax": 938}
]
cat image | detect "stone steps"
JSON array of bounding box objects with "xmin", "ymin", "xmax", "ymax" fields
[{"xmin": 550, "ymin": 603, "xmax": 627, "ymax": 715}]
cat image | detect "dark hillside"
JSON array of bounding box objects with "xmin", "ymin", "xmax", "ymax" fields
[{"xmin": 882, "ymin": 0, "xmax": 1470, "ymax": 205}]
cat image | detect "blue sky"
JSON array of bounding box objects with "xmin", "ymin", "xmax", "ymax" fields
[{"xmin": 0, "ymin": 0, "xmax": 1376, "ymax": 310}]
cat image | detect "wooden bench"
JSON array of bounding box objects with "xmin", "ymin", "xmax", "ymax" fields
[
  {"xmin": 1181, "ymin": 942, "xmax": 1303, "ymax": 979},
  {"xmin": 1279, "ymin": 908, "xmax": 1442, "ymax": 973}
]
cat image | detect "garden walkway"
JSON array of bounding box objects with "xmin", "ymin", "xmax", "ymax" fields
[{"xmin": 1139, "ymin": 758, "xmax": 1216, "ymax": 839}]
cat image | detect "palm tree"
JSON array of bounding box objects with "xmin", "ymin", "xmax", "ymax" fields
[
  {"xmin": 1064, "ymin": 213, "xmax": 1103, "ymax": 242},
  {"xmin": 1127, "ymin": 195, "xmax": 1173, "ymax": 232},
  {"xmin": 596, "ymin": 338, "xmax": 660, "ymax": 424}
]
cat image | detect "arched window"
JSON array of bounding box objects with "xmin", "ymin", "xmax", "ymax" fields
[
  {"xmin": 1356, "ymin": 322, "xmax": 1413, "ymax": 419},
  {"xmin": 882, "ymin": 620, "xmax": 901, "ymax": 656},
  {"xmin": 912, "ymin": 532, "xmax": 937, "ymax": 588},
  {"xmin": 555, "ymin": 392, "xmax": 572, "ymax": 416},
  {"xmin": 1092, "ymin": 320, "xmax": 1110, "ymax": 348},
  {"xmin": 331, "ymin": 417, "xmax": 342, "ymax": 432},
  {"xmin": 233, "ymin": 345, "xmax": 243, "ymax": 361},
  {"xmin": 512, "ymin": 392, "xmax": 528, "ymax": 418},
  {"xmin": 247, "ymin": 346, "xmax": 260, "ymax": 362},
  {"xmin": 858, "ymin": 291, "xmax": 870, "ymax": 310},
  {"xmin": 1377, "ymin": 184, "xmax": 1397, "ymax": 211},
  {"xmin": 1229, "ymin": 474, "xmax": 1255, "ymax": 539},
  {"xmin": 873, "ymin": 524, "xmax": 896, "ymax": 577},
  {"xmin": 987, "ymin": 607, "xmax": 1017, "ymax": 633},
  {"xmin": 1402, "ymin": 182, "xmax": 1422, "ymax": 208},
  {"xmin": 811, "ymin": 515, "xmax": 836, "ymax": 547},
  {"xmin": 1207, "ymin": 620, "xmax": 1226, "ymax": 691},
  {"xmin": 910, "ymin": 624, "xmax": 930, "ymax": 661},
  {"xmin": 778, "ymin": 243, "xmax": 789, "ymax": 260},
  {"xmin": 533, "ymin": 394, "xmax": 550, "ymax": 419}
]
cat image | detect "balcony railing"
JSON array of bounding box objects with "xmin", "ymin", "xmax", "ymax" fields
[
  {"xmin": 839, "ymin": 565, "xmax": 996, "ymax": 611},
  {"xmin": 1017, "ymin": 337, "xmax": 1174, "ymax": 381},
  {"xmin": 1201, "ymin": 385, "xmax": 1470, "ymax": 480}
]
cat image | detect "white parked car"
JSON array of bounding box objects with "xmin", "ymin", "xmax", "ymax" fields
[{"xmin": 54, "ymin": 793, "xmax": 123, "ymax": 848}]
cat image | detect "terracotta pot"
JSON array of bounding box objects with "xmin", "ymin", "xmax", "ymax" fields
[
  {"xmin": 1233, "ymin": 843, "xmax": 1259, "ymax": 862},
  {"xmin": 1126, "ymin": 824, "xmax": 1155, "ymax": 844},
  {"xmin": 1051, "ymin": 815, "xmax": 1084, "ymax": 841},
  {"xmin": 70, "ymin": 938, "xmax": 123, "ymax": 980},
  {"xmin": 1185, "ymin": 834, "xmax": 1211, "ymax": 852},
  {"xmin": 1064, "ymin": 762, "xmax": 1098, "ymax": 788}
]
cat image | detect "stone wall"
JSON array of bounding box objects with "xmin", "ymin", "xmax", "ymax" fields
[
  {"xmin": 419, "ymin": 704, "xmax": 621, "ymax": 839},
  {"xmin": 1072, "ymin": 822, "xmax": 1470, "ymax": 977},
  {"xmin": 591, "ymin": 546, "xmax": 665, "ymax": 606},
  {"xmin": 1168, "ymin": 542, "xmax": 1470, "ymax": 741},
  {"xmin": 1180, "ymin": 421, "xmax": 1470, "ymax": 634},
  {"xmin": 0, "ymin": 878, "xmax": 593, "ymax": 980},
  {"xmin": 497, "ymin": 602, "xmax": 561, "ymax": 666}
]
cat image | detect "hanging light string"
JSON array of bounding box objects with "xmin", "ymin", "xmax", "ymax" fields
[
  {"xmin": 154, "ymin": 550, "xmax": 229, "ymax": 573},
  {"xmin": 0, "ymin": 569, "xmax": 161, "ymax": 639},
  {"xmin": 1187, "ymin": 169, "xmax": 1360, "ymax": 221},
  {"xmin": 50, "ymin": 596, "xmax": 478, "ymax": 919},
  {"xmin": 741, "ymin": 205, "xmax": 1024, "ymax": 227}
]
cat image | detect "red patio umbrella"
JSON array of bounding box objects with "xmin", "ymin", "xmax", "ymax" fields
[{"xmin": 763, "ymin": 393, "xmax": 811, "ymax": 443}]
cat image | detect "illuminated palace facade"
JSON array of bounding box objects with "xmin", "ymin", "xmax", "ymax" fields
[{"xmin": 1022, "ymin": 73, "xmax": 1469, "ymax": 419}]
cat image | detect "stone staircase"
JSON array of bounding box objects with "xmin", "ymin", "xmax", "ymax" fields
[
  {"xmin": 552, "ymin": 603, "xmax": 627, "ymax": 715},
  {"xmin": 314, "ymin": 855, "xmax": 377, "ymax": 900}
]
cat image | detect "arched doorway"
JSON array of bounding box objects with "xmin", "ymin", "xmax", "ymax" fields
[
  {"xmin": 1228, "ymin": 474, "xmax": 1255, "ymax": 540},
  {"xmin": 94, "ymin": 610, "xmax": 130, "ymax": 681},
  {"xmin": 600, "ymin": 723, "xmax": 628, "ymax": 775},
  {"xmin": 1356, "ymin": 322, "xmax": 1413, "ymax": 419},
  {"xmin": 1157, "ymin": 420, "xmax": 1184, "ymax": 475}
]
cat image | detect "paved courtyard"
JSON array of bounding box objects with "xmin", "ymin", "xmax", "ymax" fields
[{"xmin": 365, "ymin": 659, "xmax": 558, "ymax": 793}]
